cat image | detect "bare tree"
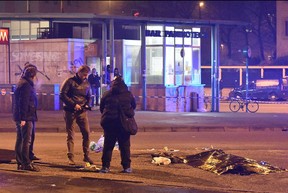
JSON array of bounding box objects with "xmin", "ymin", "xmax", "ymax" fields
[
  {"xmin": 242, "ymin": 1, "xmax": 276, "ymax": 62},
  {"xmin": 115, "ymin": 1, "xmax": 276, "ymax": 65}
]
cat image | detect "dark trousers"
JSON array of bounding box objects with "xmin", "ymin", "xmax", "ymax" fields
[
  {"xmin": 91, "ymin": 87, "xmax": 99, "ymax": 106},
  {"xmin": 29, "ymin": 122, "xmax": 35, "ymax": 159},
  {"xmin": 64, "ymin": 110, "xmax": 91, "ymax": 159},
  {"xmin": 102, "ymin": 125, "xmax": 131, "ymax": 169},
  {"xmin": 15, "ymin": 121, "xmax": 33, "ymax": 166}
]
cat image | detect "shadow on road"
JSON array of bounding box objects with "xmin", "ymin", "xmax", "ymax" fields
[{"xmin": 0, "ymin": 149, "xmax": 15, "ymax": 163}]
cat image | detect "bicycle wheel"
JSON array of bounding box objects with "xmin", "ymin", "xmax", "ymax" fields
[
  {"xmin": 204, "ymin": 97, "xmax": 211, "ymax": 112},
  {"xmin": 246, "ymin": 100, "xmax": 259, "ymax": 113},
  {"xmin": 229, "ymin": 100, "xmax": 240, "ymax": 112}
]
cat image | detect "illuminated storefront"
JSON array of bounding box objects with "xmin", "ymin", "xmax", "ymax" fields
[{"xmin": 0, "ymin": 13, "xmax": 247, "ymax": 112}]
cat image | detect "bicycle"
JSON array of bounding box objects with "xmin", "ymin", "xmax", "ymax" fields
[
  {"xmin": 229, "ymin": 98, "xmax": 259, "ymax": 113},
  {"xmin": 204, "ymin": 96, "xmax": 211, "ymax": 112}
]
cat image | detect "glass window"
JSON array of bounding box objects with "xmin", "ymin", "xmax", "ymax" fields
[
  {"xmin": 165, "ymin": 26, "xmax": 174, "ymax": 45},
  {"xmin": 184, "ymin": 47, "xmax": 192, "ymax": 85},
  {"xmin": 175, "ymin": 28, "xmax": 183, "ymax": 45},
  {"xmin": 146, "ymin": 47, "xmax": 163, "ymax": 84},
  {"xmin": 2, "ymin": 21, "xmax": 10, "ymax": 28},
  {"xmin": 123, "ymin": 45, "xmax": 141, "ymax": 85},
  {"xmin": 192, "ymin": 48, "xmax": 200, "ymax": 84},
  {"xmin": 40, "ymin": 21, "xmax": 49, "ymax": 28},
  {"xmin": 11, "ymin": 21, "xmax": 20, "ymax": 40},
  {"xmin": 165, "ymin": 46, "xmax": 175, "ymax": 86},
  {"xmin": 30, "ymin": 22, "xmax": 39, "ymax": 40},
  {"xmin": 192, "ymin": 28, "xmax": 201, "ymax": 46},
  {"xmin": 175, "ymin": 47, "xmax": 183, "ymax": 85},
  {"xmin": 146, "ymin": 25, "xmax": 163, "ymax": 45},
  {"xmin": 20, "ymin": 21, "xmax": 30, "ymax": 40},
  {"xmin": 184, "ymin": 29, "xmax": 191, "ymax": 45}
]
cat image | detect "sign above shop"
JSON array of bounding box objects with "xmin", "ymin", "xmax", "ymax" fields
[
  {"xmin": 145, "ymin": 30, "xmax": 206, "ymax": 38},
  {"xmin": 0, "ymin": 28, "xmax": 9, "ymax": 45}
]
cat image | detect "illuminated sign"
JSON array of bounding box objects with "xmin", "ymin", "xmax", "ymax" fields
[
  {"xmin": 0, "ymin": 28, "xmax": 9, "ymax": 45},
  {"xmin": 145, "ymin": 30, "xmax": 206, "ymax": 38}
]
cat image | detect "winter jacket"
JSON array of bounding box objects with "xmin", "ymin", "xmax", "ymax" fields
[
  {"xmin": 100, "ymin": 77, "xmax": 136, "ymax": 129},
  {"xmin": 60, "ymin": 74, "xmax": 91, "ymax": 112},
  {"xmin": 13, "ymin": 77, "xmax": 38, "ymax": 122}
]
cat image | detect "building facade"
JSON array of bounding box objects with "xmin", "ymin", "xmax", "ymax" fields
[
  {"xmin": 276, "ymin": 1, "xmax": 288, "ymax": 58},
  {"xmin": 0, "ymin": 2, "xmax": 248, "ymax": 112}
]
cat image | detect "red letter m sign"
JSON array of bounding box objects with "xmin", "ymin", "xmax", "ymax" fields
[{"xmin": 0, "ymin": 28, "xmax": 9, "ymax": 45}]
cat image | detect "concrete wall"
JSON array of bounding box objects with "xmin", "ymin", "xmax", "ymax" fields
[
  {"xmin": 0, "ymin": 38, "xmax": 96, "ymax": 85},
  {"xmin": 0, "ymin": 38, "xmax": 96, "ymax": 112},
  {"xmin": 130, "ymin": 85, "xmax": 205, "ymax": 112}
]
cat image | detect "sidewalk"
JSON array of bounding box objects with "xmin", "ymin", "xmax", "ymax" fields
[{"xmin": 1, "ymin": 109, "xmax": 288, "ymax": 132}]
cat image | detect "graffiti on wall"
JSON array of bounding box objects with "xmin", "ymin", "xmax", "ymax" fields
[
  {"xmin": 55, "ymin": 57, "xmax": 85, "ymax": 78},
  {"xmin": 69, "ymin": 57, "xmax": 84, "ymax": 75},
  {"xmin": 14, "ymin": 62, "xmax": 51, "ymax": 80}
]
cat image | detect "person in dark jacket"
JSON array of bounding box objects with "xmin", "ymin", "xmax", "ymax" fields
[
  {"xmin": 13, "ymin": 64, "xmax": 40, "ymax": 172},
  {"xmin": 60, "ymin": 65, "xmax": 94, "ymax": 165},
  {"xmin": 88, "ymin": 68, "xmax": 101, "ymax": 107},
  {"xmin": 99, "ymin": 76, "xmax": 136, "ymax": 173},
  {"xmin": 22, "ymin": 62, "xmax": 41, "ymax": 161}
]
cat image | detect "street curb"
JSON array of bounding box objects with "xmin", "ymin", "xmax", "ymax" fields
[{"xmin": 0, "ymin": 126, "xmax": 287, "ymax": 133}]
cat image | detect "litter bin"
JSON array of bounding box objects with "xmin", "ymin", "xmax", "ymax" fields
[{"xmin": 190, "ymin": 92, "xmax": 199, "ymax": 112}]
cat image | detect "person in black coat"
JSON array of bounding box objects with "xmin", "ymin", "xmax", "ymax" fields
[
  {"xmin": 13, "ymin": 64, "xmax": 40, "ymax": 172},
  {"xmin": 99, "ymin": 76, "xmax": 136, "ymax": 173},
  {"xmin": 88, "ymin": 68, "xmax": 101, "ymax": 107},
  {"xmin": 21, "ymin": 63, "xmax": 41, "ymax": 161},
  {"xmin": 60, "ymin": 65, "xmax": 94, "ymax": 165}
]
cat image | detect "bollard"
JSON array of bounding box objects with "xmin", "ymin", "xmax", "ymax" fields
[{"xmin": 190, "ymin": 92, "xmax": 199, "ymax": 112}]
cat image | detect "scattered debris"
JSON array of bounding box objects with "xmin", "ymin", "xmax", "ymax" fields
[
  {"xmin": 201, "ymin": 145, "xmax": 214, "ymax": 151},
  {"xmin": 163, "ymin": 146, "xmax": 179, "ymax": 152},
  {"xmin": 78, "ymin": 162, "xmax": 99, "ymax": 171},
  {"xmin": 152, "ymin": 157, "xmax": 171, "ymax": 165},
  {"xmin": 151, "ymin": 152, "xmax": 187, "ymax": 164}
]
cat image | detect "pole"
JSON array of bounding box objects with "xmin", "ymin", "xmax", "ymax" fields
[
  {"xmin": 8, "ymin": 44, "xmax": 11, "ymax": 84},
  {"xmin": 140, "ymin": 23, "xmax": 147, "ymax": 110},
  {"xmin": 245, "ymin": 56, "xmax": 249, "ymax": 113},
  {"xmin": 109, "ymin": 19, "xmax": 114, "ymax": 78},
  {"xmin": 26, "ymin": 0, "xmax": 30, "ymax": 13},
  {"xmin": 8, "ymin": 29, "xmax": 11, "ymax": 84},
  {"xmin": 243, "ymin": 46, "xmax": 251, "ymax": 112},
  {"xmin": 210, "ymin": 24, "xmax": 220, "ymax": 112}
]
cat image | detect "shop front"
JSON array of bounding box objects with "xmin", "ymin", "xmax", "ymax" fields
[{"xmin": 0, "ymin": 13, "xmax": 247, "ymax": 112}]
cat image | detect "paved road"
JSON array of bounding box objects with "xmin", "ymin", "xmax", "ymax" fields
[
  {"xmin": 0, "ymin": 132, "xmax": 288, "ymax": 193},
  {"xmin": 1, "ymin": 109, "xmax": 288, "ymax": 192}
]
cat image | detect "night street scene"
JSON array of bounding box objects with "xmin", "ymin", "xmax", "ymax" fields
[{"xmin": 0, "ymin": 1, "xmax": 288, "ymax": 193}]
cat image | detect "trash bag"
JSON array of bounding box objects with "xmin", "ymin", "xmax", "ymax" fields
[
  {"xmin": 89, "ymin": 135, "xmax": 119, "ymax": 153},
  {"xmin": 186, "ymin": 149, "xmax": 287, "ymax": 175},
  {"xmin": 90, "ymin": 135, "xmax": 104, "ymax": 153}
]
